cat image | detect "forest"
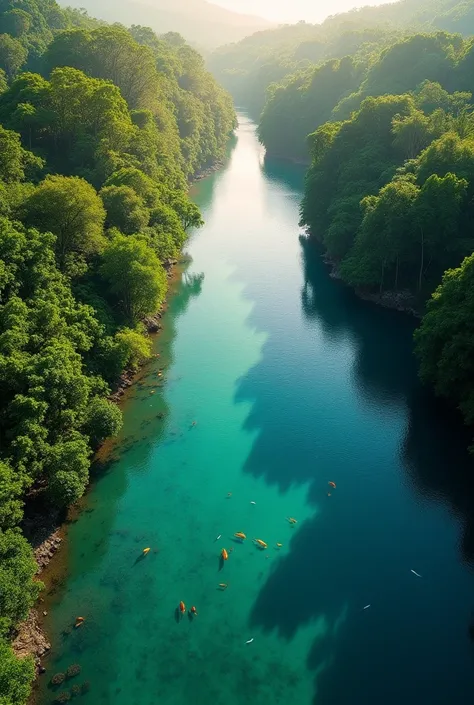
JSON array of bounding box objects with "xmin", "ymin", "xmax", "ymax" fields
[
  {"xmin": 209, "ymin": 1, "xmax": 474, "ymax": 458},
  {"xmin": 0, "ymin": 1, "xmax": 235, "ymax": 702}
]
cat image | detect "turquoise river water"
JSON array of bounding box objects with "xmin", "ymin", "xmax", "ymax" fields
[{"xmin": 38, "ymin": 115, "xmax": 474, "ymax": 705}]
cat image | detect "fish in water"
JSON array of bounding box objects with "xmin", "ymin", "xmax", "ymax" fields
[
  {"xmin": 179, "ymin": 601, "xmax": 186, "ymax": 614},
  {"xmin": 245, "ymin": 638, "xmax": 254, "ymax": 644},
  {"xmin": 218, "ymin": 583, "xmax": 228, "ymax": 590},
  {"xmin": 191, "ymin": 606, "xmax": 198, "ymax": 616},
  {"xmin": 363, "ymin": 605, "xmax": 371, "ymax": 610},
  {"xmin": 411, "ymin": 570, "xmax": 422, "ymax": 578},
  {"xmin": 215, "ymin": 535, "xmax": 222, "ymax": 542},
  {"xmin": 287, "ymin": 517, "xmax": 297, "ymax": 525},
  {"xmin": 254, "ymin": 539, "xmax": 268, "ymax": 549},
  {"xmin": 234, "ymin": 532, "xmax": 246, "ymax": 540},
  {"xmin": 328, "ymin": 482, "xmax": 337, "ymax": 489},
  {"xmin": 276, "ymin": 543, "xmax": 283, "ymax": 548},
  {"xmin": 142, "ymin": 548, "xmax": 151, "ymax": 555},
  {"xmin": 250, "ymin": 501, "xmax": 256, "ymax": 505},
  {"xmin": 221, "ymin": 548, "xmax": 229, "ymax": 561}
]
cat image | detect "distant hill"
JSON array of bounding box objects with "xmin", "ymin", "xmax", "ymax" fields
[{"xmin": 59, "ymin": 0, "xmax": 273, "ymax": 48}]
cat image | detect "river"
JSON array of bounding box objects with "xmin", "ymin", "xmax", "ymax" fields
[{"xmin": 38, "ymin": 115, "xmax": 474, "ymax": 705}]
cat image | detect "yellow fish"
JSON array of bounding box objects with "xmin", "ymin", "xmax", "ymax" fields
[
  {"xmin": 254, "ymin": 539, "xmax": 268, "ymax": 549},
  {"xmin": 234, "ymin": 532, "xmax": 246, "ymax": 540}
]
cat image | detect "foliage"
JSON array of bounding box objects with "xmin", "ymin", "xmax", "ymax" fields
[
  {"xmin": 23, "ymin": 175, "xmax": 106, "ymax": 272},
  {"xmin": 100, "ymin": 234, "xmax": 168, "ymax": 324},
  {"xmin": 115, "ymin": 328, "xmax": 153, "ymax": 371},
  {"xmin": 0, "ymin": 34, "xmax": 26, "ymax": 79},
  {"xmin": 81, "ymin": 397, "xmax": 123, "ymax": 448},
  {"xmin": 0, "ymin": 641, "xmax": 34, "ymax": 705},
  {"xmin": 415, "ymin": 253, "xmax": 474, "ymax": 433},
  {"xmin": 0, "ymin": 528, "xmax": 40, "ymax": 637}
]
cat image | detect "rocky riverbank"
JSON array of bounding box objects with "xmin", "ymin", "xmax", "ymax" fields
[
  {"xmin": 12, "ymin": 523, "xmax": 63, "ymax": 672},
  {"xmin": 322, "ymin": 253, "xmax": 421, "ymax": 317}
]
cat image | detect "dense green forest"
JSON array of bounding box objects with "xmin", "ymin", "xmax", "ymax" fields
[
  {"xmin": 0, "ymin": 1, "xmax": 235, "ymax": 702},
  {"xmin": 209, "ymin": 0, "xmax": 474, "ymax": 121}
]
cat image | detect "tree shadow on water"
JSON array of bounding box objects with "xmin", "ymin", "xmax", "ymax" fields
[{"xmin": 235, "ymin": 232, "xmax": 474, "ymax": 704}]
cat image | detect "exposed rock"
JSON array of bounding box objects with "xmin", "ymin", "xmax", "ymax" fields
[
  {"xmin": 34, "ymin": 530, "xmax": 62, "ymax": 572},
  {"xmin": 143, "ymin": 313, "xmax": 162, "ymax": 333},
  {"xmin": 12, "ymin": 609, "xmax": 50, "ymax": 666},
  {"xmin": 356, "ymin": 288, "xmax": 420, "ymax": 317}
]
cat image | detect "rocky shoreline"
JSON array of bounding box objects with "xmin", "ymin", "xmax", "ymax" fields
[
  {"xmin": 322, "ymin": 253, "xmax": 421, "ymax": 317},
  {"xmin": 12, "ymin": 525, "xmax": 62, "ymax": 672}
]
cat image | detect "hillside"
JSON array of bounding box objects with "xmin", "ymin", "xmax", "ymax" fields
[
  {"xmin": 209, "ymin": 0, "xmax": 474, "ymax": 116},
  {"xmin": 58, "ymin": 0, "xmax": 272, "ymax": 48}
]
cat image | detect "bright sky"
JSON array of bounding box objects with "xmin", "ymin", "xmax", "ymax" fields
[{"xmin": 213, "ymin": 0, "xmax": 396, "ymax": 23}]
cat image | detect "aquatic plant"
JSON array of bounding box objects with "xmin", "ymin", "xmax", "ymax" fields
[
  {"xmin": 54, "ymin": 692, "xmax": 71, "ymax": 703},
  {"xmin": 51, "ymin": 673, "xmax": 66, "ymax": 686},
  {"xmin": 66, "ymin": 664, "xmax": 81, "ymax": 679}
]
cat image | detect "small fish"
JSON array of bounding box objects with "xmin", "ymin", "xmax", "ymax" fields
[
  {"xmin": 142, "ymin": 547, "xmax": 151, "ymax": 555},
  {"xmin": 287, "ymin": 517, "xmax": 297, "ymax": 524},
  {"xmin": 254, "ymin": 539, "xmax": 268, "ymax": 549},
  {"xmin": 276, "ymin": 543, "xmax": 283, "ymax": 548},
  {"xmin": 245, "ymin": 638, "xmax": 254, "ymax": 644},
  {"xmin": 218, "ymin": 583, "xmax": 228, "ymax": 590},
  {"xmin": 363, "ymin": 605, "xmax": 371, "ymax": 610},
  {"xmin": 250, "ymin": 501, "xmax": 256, "ymax": 505},
  {"xmin": 215, "ymin": 534, "xmax": 222, "ymax": 542},
  {"xmin": 191, "ymin": 606, "xmax": 198, "ymax": 616},
  {"xmin": 179, "ymin": 601, "xmax": 186, "ymax": 614},
  {"xmin": 75, "ymin": 617, "xmax": 85, "ymax": 623},
  {"xmin": 328, "ymin": 482, "xmax": 337, "ymax": 489},
  {"xmin": 234, "ymin": 532, "xmax": 246, "ymax": 540},
  {"xmin": 411, "ymin": 570, "xmax": 422, "ymax": 578},
  {"xmin": 227, "ymin": 492, "xmax": 232, "ymax": 498},
  {"xmin": 221, "ymin": 548, "xmax": 229, "ymax": 561}
]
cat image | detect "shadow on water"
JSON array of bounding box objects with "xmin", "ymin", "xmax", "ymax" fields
[{"xmin": 232, "ymin": 160, "xmax": 474, "ymax": 704}]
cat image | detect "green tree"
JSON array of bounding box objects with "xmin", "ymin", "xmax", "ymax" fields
[
  {"xmin": 23, "ymin": 175, "xmax": 106, "ymax": 271},
  {"xmin": 0, "ymin": 641, "xmax": 35, "ymax": 705},
  {"xmin": 0, "ymin": 125, "xmax": 41, "ymax": 183},
  {"xmin": 115, "ymin": 328, "xmax": 153, "ymax": 370},
  {"xmin": 415, "ymin": 253, "xmax": 474, "ymax": 427},
  {"xmin": 100, "ymin": 185, "xmax": 150, "ymax": 235},
  {"xmin": 0, "ymin": 529, "xmax": 40, "ymax": 637},
  {"xmin": 0, "ymin": 461, "xmax": 23, "ymax": 530},
  {"xmin": 100, "ymin": 234, "xmax": 167, "ymax": 323},
  {"xmin": 46, "ymin": 435, "xmax": 90, "ymax": 506},
  {"xmin": 1, "ymin": 9, "xmax": 32, "ymax": 38},
  {"xmin": 0, "ymin": 34, "xmax": 26, "ymax": 80},
  {"xmin": 81, "ymin": 396, "xmax": 123, "ymax": 447},
  {"xmin": 413, "ymin": 172, "xmax": 467, "ymax": 291}
]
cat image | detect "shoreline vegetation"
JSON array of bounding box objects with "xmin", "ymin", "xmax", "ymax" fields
[{"xmin": 0, "ymin": 1, "xmax": 236, "ymax": 702}]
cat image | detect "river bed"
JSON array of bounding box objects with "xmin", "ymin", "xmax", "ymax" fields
[{"xmin": 37, "ymin": 115, "xmax": 474, "ymax": 705}]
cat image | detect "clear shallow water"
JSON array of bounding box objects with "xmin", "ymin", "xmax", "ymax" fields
[{"xmin": 38, "ymin": 115, "xmax": 474, "ymax": 705}]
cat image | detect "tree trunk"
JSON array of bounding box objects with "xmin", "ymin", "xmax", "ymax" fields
[{"xmin": 418, "ymin": 226, "xmax": 424, "ymax": 292}]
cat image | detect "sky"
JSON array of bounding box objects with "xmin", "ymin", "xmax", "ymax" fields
[{"xmin": 212, "ymin": 0, "xmax": 396, "ymax": 23}]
